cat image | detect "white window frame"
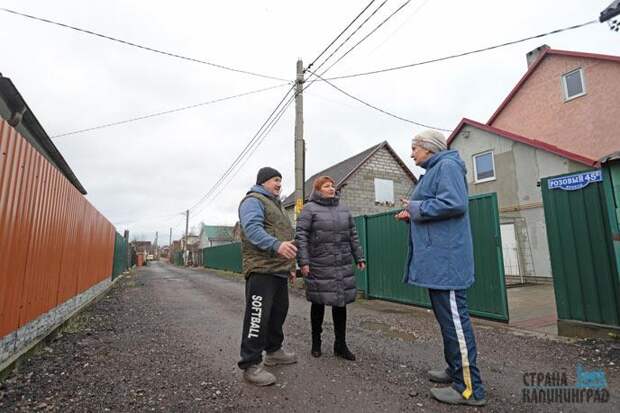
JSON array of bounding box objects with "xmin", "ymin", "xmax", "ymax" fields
[
  {"xmin": 374, "ymin": 178, "xmax": 394, "ymax": 206},
  {"xmin": 473, "ymin": 150, "xmax": 496, "ymax": 184},
  {"xmin": 561, "ymin": 68, "xmax": 586, "ymax": 102}
]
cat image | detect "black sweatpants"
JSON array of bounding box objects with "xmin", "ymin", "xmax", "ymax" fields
[{"xmin": 238, "ymin": 273, "xmax": 289, "ymax": 370}]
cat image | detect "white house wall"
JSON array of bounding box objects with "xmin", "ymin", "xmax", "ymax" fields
[{"xmin": 451, "ymin": 125, "xmax": 589, "ymax": 280}]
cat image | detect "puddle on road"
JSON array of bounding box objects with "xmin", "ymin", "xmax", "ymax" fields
[{"xmin": 360, "ymin": 321, "xmax": 417, "ymax": 342}]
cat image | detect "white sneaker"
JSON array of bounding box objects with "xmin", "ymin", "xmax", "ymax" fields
[
  {"xmin": 264, "ymin": 348, "xmax": 298, "ymax": 366},
  {"xmin": 243, "ymin": 365, "xmax": 276, "ymax": 386}
]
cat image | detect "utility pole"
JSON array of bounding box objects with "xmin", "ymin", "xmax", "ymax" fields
[
  {"xmin": 184, "ymin": 209, "xmax": 190, "ymax": 265},
  {"xmin": 154, "ymin": 231, "xmax": 158, "ymax": 258},
  {"xmin": 169, "ymin": 227, "xmax": 172, "ymax": 248},
  {"xmin": 294, "ymin": 59, "xmax": 305, "ymax": 220}
]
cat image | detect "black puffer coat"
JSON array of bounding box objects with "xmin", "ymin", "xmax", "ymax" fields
[{"xmin": 295, "ymin": 192, "xmax": 365, "ymax": 307}]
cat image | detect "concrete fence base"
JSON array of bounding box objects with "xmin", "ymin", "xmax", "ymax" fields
[{"xmin": 0, "ymin": 275, "xmax": 122, "ymax": 379}]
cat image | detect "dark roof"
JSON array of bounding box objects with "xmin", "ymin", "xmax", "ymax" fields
[
  {"xmin": 0, "ymin": 74, "xmax": 87, "ymax": 194},
  {"xmin": 447, "ymin": 118, "xmax": 597, "ymax": 167},
  {"xmin": 283, "ymin": 141, "xmax": 416, "ymax": 207}
]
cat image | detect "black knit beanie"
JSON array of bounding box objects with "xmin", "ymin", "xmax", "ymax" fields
[{"xmin": 256, "ymin": 167, "xmax": 282, "ymax": 185}]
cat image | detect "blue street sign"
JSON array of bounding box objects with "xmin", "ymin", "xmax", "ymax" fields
[{"xmin": 548, "ymin": 170, "xmax": 603, "ymax": 191}]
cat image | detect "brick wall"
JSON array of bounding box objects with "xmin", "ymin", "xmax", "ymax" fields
[
  {"xmin": 340, "ymin": 147, "xmax": 415, "ymax": 217},
  {"xmin": 285, "ymin": 147, "xmax": 416, "ymax": 221},
  {"xmin": 490, "ymin": 55, "xmax": 620, "ymax": 161}
]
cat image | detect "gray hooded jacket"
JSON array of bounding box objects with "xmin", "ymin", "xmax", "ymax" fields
[{"xmin": 294, "ymin": 191, "xmax": 365, "ymax": 307}]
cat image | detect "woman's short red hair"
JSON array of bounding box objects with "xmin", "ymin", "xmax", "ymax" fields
[{"xmin": 313, "ymin": 175, "xmax": 336, "ymax": 191}]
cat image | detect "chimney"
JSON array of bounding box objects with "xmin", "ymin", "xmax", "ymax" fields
[{"xmin": 526, "ymin": 44, "xmax": 550, "ymax": 67}]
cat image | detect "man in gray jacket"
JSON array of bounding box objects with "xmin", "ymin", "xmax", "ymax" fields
[{"xmin": 237, "ymin": 167, "xmax": 298, "ymax": 386}]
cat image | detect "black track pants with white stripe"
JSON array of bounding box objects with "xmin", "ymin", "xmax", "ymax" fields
[{"xmin": 429, "ymin": 288, "xmax": 486, "ymax": 400}]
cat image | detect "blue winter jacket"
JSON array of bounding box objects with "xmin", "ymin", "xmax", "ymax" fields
[
  {"xmin": 403, "ymin": 150, "xmax": 475, "ymax": 290},
  {"xmin": 238, "ymin": 185, "xmax": 282, "ymax": 253}
]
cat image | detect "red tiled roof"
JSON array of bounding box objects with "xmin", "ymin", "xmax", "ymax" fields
[
  {"xmin": 487, "ymin": 48, "xmax": 620, "ymax": 125},
  {"xmin": 447, "ymin": 118, "xmax": 597, "ymax": 167}
]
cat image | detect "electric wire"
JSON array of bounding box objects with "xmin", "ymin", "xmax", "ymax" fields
[
  {"xmin": 187, "ymin": 86, "xmax": 295, "ymax": 214},
  {"xmin": 306, "ymin": 0, "xmax": 378, "ymax": 71},
  {"xmin": 306, "ymin": 0, "xmax": 390, "ymax": 81},
  {"xmin": 319, "ymin": 0, "xmax": 414, "ymax": 75},
  {"xmin": 189, "ymin": 96, "xmax": 295, "ymax": 224},
  {"xmin": 307, "ymin": 69, "xmax": 451, "ymax": 131},
  {"xmin": 0, "ymin": 7, "xmax": 289, "ymax": 82},
  {"xmin": 322, "ymin": 19, "xmax": 599, "ymax": 81},
  {"xmin": 51, "ymin": 82, "xmax": 291, "ymax": 138}
]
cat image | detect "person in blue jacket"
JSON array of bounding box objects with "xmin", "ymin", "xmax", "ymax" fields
[{"xmin": 395, "ymin": 129, "xmax": 487, "ymax": 406}]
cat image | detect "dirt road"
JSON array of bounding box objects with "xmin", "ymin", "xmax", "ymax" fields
[{"xmin": 1, "ymin": 262, "xmax": 618, "ymax": 412}]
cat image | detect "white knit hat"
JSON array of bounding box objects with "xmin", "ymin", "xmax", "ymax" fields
[{"xmin": 412, "ymin": 129, "xmax": 447, "ymax": 153}]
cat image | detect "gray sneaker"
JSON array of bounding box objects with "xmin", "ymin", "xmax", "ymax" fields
[
  {"xmin": 428, "ymin": 369, "xmax": 453, "ymax": 384},
  {"xmin": 430, "ymin": 387, "xmax": 487, "ymax": 406},
  {"xmin": 264, "ymin": 349, "xmax": 298, "ymax": 366},
  {"xmin": 243, "ymin": 365, "xmax": 276, "ymax": 386}
]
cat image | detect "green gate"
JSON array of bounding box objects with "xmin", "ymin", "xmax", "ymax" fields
[
  {"xmin": 362, "ymin": 193, "xmax": 509, "ymax": 321},
  {"xmin": 203, "ymin": 242, "xmax": 242, "ymax": 273},
  {"xmin": 112, "ymin": 232, "xmax": 128, "ymax": 279},
  {"xmin": 541, "ymin": 168, "xmax": 620, "ymax": 329}
]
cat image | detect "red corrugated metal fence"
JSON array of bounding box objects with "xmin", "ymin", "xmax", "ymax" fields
[{"xmin": 0, "ymin": 119, "xmax": 115, "ymax": 338}]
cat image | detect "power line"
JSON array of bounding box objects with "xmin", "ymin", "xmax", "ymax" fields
[
  {"xmin": 187, "ymin": 86, "xmax": 294, "ymax": 214},
  {"xmin": 306, "ymin": 0, "xmax": 390, "ymax": 80},
  {"xmin": 51, "ymin": 82, "xmax": 291, "ymax": 138},
  {"xmin": 190, "ymin": 91, "xmax": 295, "ymax": 218},
  {"xmin": 323, "ymin": 19, "xmax": 599, "ymax": 81},
  {"xmin": 0, "ymin": 7, "xmax": 289, "ymax": 82},
  {"xmin": 304, "ymin": 0, "xmax": 414, "ymax": 94},
  {"xmin": 320, "ymin": 0, "xmax": 414, "ymax": 75},
  {"xmin": 187, "ymin": 86, "xmax": 295, "ymax": 214},
  {"xmin": 190, "ymin": 95, "xmax": 295, "ymax": 223},
  {"xmin": 306, "ymin": 0, "xmax": 377, "ymax": 71},
  {"xmin": 307, "ymin": 69, "xmax": 451, "ymax": 131},
  {"xmin": 113, "ymin": 210, "xmax": 185, "ymax": 228}
]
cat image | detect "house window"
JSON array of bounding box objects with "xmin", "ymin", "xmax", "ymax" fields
[
  {"xmin": 473, "ymin": 151, "xmax": 495, "ymax": 183},
  {"xmin": 374, "ymin": 178, "xmax": 394, "ymax": 206},
  {"xmin": 562, "ymin": 68, "xmax": 586, "ymax": 101}
]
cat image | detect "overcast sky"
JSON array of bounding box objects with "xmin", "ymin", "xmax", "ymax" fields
[{"xmin": 1, "ymin": 0, "xmax": 619, "ymax": 243}]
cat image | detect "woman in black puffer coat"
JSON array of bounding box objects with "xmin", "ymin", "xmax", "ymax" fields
[{"xmin": 295, "ymin": 176, "xmax": 365, "ymax": 360}]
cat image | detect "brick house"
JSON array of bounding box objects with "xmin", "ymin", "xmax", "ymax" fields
[
  {"xmin": 283, "ymin": 141, "xmax": 417, "ymax": 221},
  {"xmin": 448, "ymin": 46, "xmax": 620, "ymax": 283}
]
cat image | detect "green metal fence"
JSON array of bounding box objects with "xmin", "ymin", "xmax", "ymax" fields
[
  {"xmin": 112, "ymin": 232, "xmax": 128, "ymax": 279},
  {"xmin": 173, "ymin": 251, "xmax": 184, "ymax": 266},
  {"xmin": 608, "ymin": 161, "xmax": 620, "ymax": 275},
  {"xmin": 542, "ymin": 168, "xmax": 620, "ymax": 327},
  {"xmin": 200, "ymin": 194, "xmax": 509, "ymax": 321},
  {"xmin": 359, "ymin": 193, "xmax": 509, "ymax": 321},
  {"xmin": 203, "ymin": 242, "xmax": 242, "ymax": 273},
  {"xmin": 353, "ymin": 215, "xmax": 368, "ymax": 293}
]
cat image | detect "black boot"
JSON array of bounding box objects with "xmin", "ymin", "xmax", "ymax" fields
[
  {"xmin": 311, "ymin": 333, "xmax": 322, "ymax": 357},
  {"xmin": 333, "ymin": 306, "xmax": 356, "ymax": 361},
  {"xmin": 310, "ymin": 304, "xmax": 324, "ymax": 357}
]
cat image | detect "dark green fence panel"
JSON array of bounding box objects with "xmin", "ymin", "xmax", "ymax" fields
[
  {"xmin": 174, "ymin": 251, "xmax": 184, "ymax": 266},
  {"xmin": 363, "ymin": 194, "xmax": 509, "ymax": 321},
  {"xmin": 467, "ymin": 193, "xmax": 508, "ymax": 320},
  {"xmin": 353, "ymin": 215, "xmax": 368, "ymax": 294},
  {"xmin": 608, "ymin": 161, "xmax": 620, "ymax": 274},
  {"xmin": 542, "ymin": 169, "xmax": 620, "ymax": 327},
  {"xmin": 365, "ymin": 210, "xmax": 430, "ymax": 306},
  {"xmin": 112, "ymin": 232, "xmax": 128, "ymax": 279},
  {"xmin": 203, "ymin": 242, "xmax": 242, "ymax": 273}
]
